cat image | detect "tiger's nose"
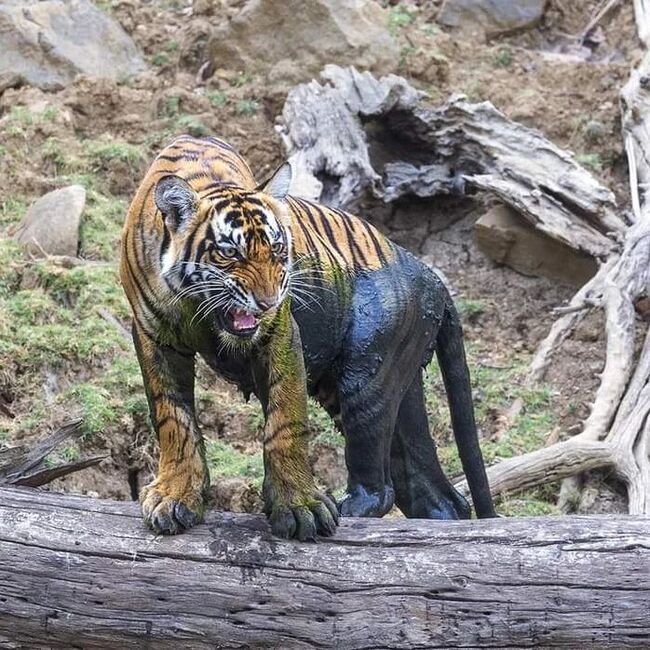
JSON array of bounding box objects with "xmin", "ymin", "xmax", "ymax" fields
[{"xmin": 255, "ymin": 295, "xmax": 277, "ymax": 312}]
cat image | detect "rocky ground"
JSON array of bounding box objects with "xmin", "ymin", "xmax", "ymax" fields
[{"xmin": 0, "ymin": 0, "xmax": 637, "ymax": 516}]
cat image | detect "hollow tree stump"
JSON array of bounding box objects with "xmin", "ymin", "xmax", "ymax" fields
[{"xmin": 0, "ymin": 487, "xmax": 648, "ymax": 648}]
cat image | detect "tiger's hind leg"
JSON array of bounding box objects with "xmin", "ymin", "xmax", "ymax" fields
[
  {"xmin": 336, "ymin": 368, "xmax": 399, "ymax": 518},
  {"xmin": 391, "ymin": 372, "xmax": 471, "ymax": 520}
]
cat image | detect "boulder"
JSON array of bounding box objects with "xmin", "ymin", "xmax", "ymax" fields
[
  {"xmin": 474, "ymin": 205, "xmax": 598, "ymax": 287},
  {"xmin": 14, "ymin": 185, "xmax": 86, "ymax": 257},
  {"xmin": 0, "ymin": 0, "xmax": 146, "ymax": 90},
  {"xmin": 207, "ymin": 0, "xmax": 398, "ymax": 82},
  {"xmin": 437, "ymin": 0, "xmax": 547, "ymax": 36}
]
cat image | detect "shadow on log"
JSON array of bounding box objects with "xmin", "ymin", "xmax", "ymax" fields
[{"xmin": 0, "ymin": 486, "xmax": 648, "ymax": 648}]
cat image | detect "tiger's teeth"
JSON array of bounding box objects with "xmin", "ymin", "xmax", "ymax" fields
[{"xmin": 231, "ymin": 308, "xmax": 258, "ymax": 330}]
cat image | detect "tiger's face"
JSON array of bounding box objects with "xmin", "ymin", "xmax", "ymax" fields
[{"xmin": 155, "ymin": 164, "xmax": 293, "ymax": 338}]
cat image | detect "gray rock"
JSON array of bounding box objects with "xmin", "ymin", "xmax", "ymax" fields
[
  {"xmin": 207, "ymin": 0, "xmax": 398, "ymax": 82},
  {"xmin": 0, "ymin": 0, "xmax": 146, "ymax": 90},
  {"xmin": 437, "ymin": 0, "xmax": 547, "ymax": 35},
  {"xmin": 474, "ymin": 205, "xmax": 597, "ymax": 287},
  {"xmin": 14, "ymin": 185, "xmax": 86, "ymax": 257}
]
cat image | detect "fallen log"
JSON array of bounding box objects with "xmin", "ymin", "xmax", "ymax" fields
[{"xmin": 0, "ymin": 486, "xmax": 649, "ymax": 649}]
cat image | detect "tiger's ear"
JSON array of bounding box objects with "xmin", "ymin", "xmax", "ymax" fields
[
  {"xmin": 155, "ymin": 175, "xmax": 198, "ymax": 232},
  {"xmin": 258, "ymin": 162, "xmax": 292, "ymax": 201}
]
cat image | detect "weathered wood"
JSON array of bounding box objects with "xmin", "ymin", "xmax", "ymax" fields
[
  {"xmin": 279, "ymin": 65, "xmax": 624, "ymax": 258},
  {"xmin": 0, "ymin": 420, "xmax": 105, "ymax": 487},
  {"xmin": 0, "ymin": 487, "xmax": 648, "ymax": 649},
  {"xmin": 476, "ymin": 3, "xmax": 650, "ymax": 515}
]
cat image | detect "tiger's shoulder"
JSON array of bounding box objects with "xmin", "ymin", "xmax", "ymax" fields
[{"xmin": 285, "ymin": 195, "xmax": 394, "ymax": 272}]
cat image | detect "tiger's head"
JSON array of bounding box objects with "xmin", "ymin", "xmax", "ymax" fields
[{"xmin": 155, "ymin": 163, "xmax": 293, "ymax": 339}]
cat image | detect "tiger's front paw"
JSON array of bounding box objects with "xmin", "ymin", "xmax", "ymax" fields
[
  {"xmin": 140, "ymin": 480, "xmax": 205, "ymax": 535},
  {"xmin": 266, "ymin": 488, "xmax": 339, "ymax": 541}
]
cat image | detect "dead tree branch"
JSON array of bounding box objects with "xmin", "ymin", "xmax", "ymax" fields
[{"xmin": 0, "ymin": 420, "xmax": 105, "ymax": 487}]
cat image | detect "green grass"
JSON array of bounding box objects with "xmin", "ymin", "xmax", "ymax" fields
[
  {"xmin": 152, "ymin": 52, "xmax": 171, "ymax": 67},
  {"xmin": 0, "ymin": 233, "xmax": 145, "ymax": 438},
  {"xmin": 0, "ymin": 197, "xmax": 27, "ymax": 229},
  {"xmin": 206, "ymin": 439, "xmax": 264, "ymax": 488},
  {"xmin": 175, "ymin": 115, "xmax": 210, "ymax": 137},
  {"xmin": 457, "ymin": 298, "xmax": 485, "ymax": 321},
  {"xmin": 388, "ymin": 4, "xmax": 415, "ymax": 34},
  {"xmin": 78, "ymin": 190, "xmax": 127, "ymax": 261},
  {"xmin": 163, "ymin": 95, "xmax": 181, "ymax": 117},
  {"xmin": 62, "ymin": 383, "xmax": 118, "ymax": 437},
  {"xmin": 207, "ymin": 91, "xmax": 227, "ymax": 107},
  {"xmin": 235, "ymin": 100, "xmax": 259, "ymax": 117},
  {"xmin": 493, "ymin": 46, "xmax": 514, "ymax": 68},
  {"xmin": 84, "ymin": 139, "xmax": 145, "ymax": 171},
  {"xmin": 229, "ymin": 72, "xmax": 254, "ymax": 88},
  {"xmin": 576, "ymin": 152, "xmax": 603, "ymax": 172},
  {"xmin": 423, "ymin": 344, "xmax": 557, "ymax": 515}
]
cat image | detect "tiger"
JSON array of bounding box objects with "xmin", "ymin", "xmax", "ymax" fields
[{"xmin": 120, "ymin": 134, "xmax": 496, "ymax": 540}]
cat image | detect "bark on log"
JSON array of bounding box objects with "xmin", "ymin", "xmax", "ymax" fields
[{"xmin": 0, "ymin": 487, "xmax": 649, "ymax": 649}]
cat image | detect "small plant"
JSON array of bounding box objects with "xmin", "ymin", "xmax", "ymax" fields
[
  {"xmin": 583, "ymin": 119, "xmax": 607, "ymax": 143},
  {"xmin": 235, "ymin": 100, "xmax": 259, "ymax": 117},
  {"xmin": 388, "ymin": 4, "xmax": 415, "ymax": 35},
  {"xmin": 175, "ymin": 115, "xmax": 210, "ymax": 137},
  {"xmin": 207, "ymin": 90, "xmax": 227, "ymax": 107},
  {"xmin": 42, "ymin": 138, "xmax": 67, "ymax": 168},
  {"xmin": 152, "ymin": 52, "xmax": 171, "ymax": 67},
  {"xmin": 493, "ymin": 46, "xmax": 514, "ymax": 69},
  {"xmin": 457, "ymin": 298, "xmax": 485, "ymax": 322},
  {"xmin": 85, "ymin": 139, "xmax": 145, "ymax": 171},
  {"xmin": 230, "ymin": 71, "xmax": 254, "ymax": 88},
  {"xmin": 164, "ymin": 95, "xmax": 181, "ymax": 117},
  {"xmin": 576, "ymin": 152, "xmax": 603, "ymax": 172}
]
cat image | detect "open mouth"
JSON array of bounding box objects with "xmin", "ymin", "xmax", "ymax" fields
[{"xmin": 220, "ymin": 307, "xmax": 260, "ymax": 337}]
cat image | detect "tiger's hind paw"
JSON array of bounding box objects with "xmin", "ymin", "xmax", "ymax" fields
[
  {"xmin": 338, "ymin": 484, "xmax": 395, "ymax": 518},
  {"xmin": 141, "ymin": 484, "xmax": 204, "ymax": 535}
]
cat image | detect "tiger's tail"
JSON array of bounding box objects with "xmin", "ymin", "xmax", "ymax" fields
[{"xmin": 436, "ymin": 302, "xmax": 497, "ymax": 518}]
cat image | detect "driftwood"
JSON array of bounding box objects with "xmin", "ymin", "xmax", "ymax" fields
[
  {"xmin": 0, "ymin": 486, "xmax": 649, "ymax": 649},
  {"xmin": 0, "ymin": 420, "xmax": 105, "ymax": 488},
  {"xmin": 278, "ymin": 65, "xmax": 624, "ymax": 259},
  {"xmin": 457, "ymin": 0, "xmax": 650, "ymax": 515}
]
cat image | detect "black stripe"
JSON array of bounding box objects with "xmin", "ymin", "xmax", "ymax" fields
[
  {"xmin": 334, "ymin": 208, "xmax": 368, "ymax": 269},
  {"xmin": 365, "ymin": 223, "xmax": 388, "ymax": 266},
  {"xmin": 294, "ymin": 198, "xmax": 340, "ymax": 268}
]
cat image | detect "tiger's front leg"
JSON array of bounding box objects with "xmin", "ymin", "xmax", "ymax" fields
[
  {"xmin": 133, "ymin": 322, "xmax": 209, "ymax": 535},
  {"xmin": 257, "ymin": 303, "xmax": 339, "ymax": 540}
]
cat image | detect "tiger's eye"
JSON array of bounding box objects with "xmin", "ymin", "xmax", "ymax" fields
[{"xmin": 221, "ymin": 246, "xmax": 238, "ymax": 258}]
